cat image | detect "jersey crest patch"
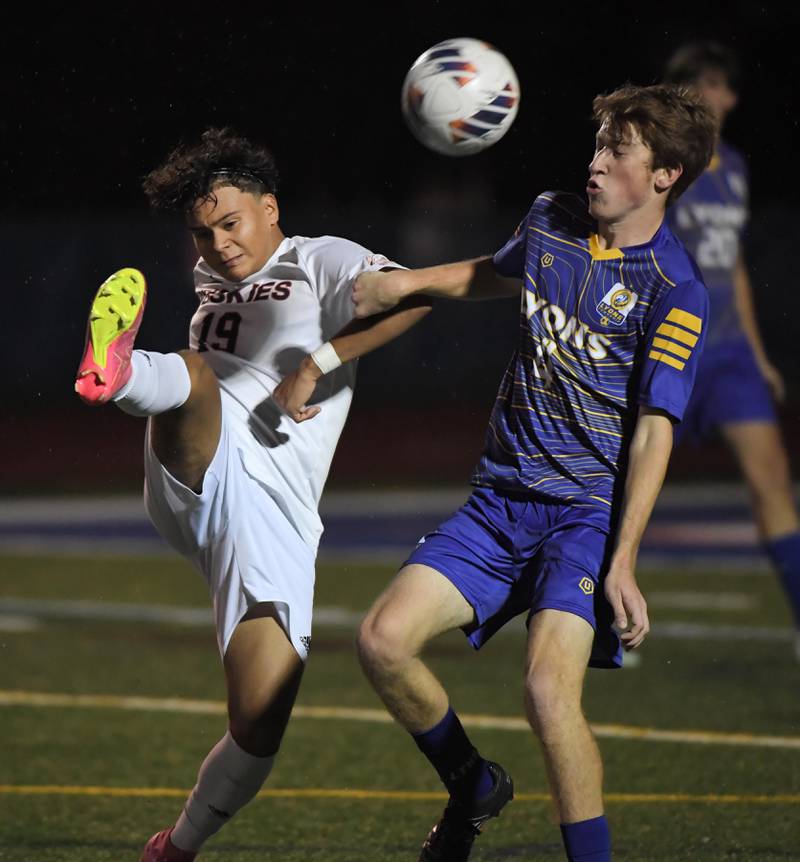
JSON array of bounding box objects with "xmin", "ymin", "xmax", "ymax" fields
[{"xmin": 596, "ymin": 283, "xmax": 638, "ymax": 326}]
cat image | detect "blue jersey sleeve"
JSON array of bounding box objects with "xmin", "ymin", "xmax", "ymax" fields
[
  {"xmin": 637, "ymin": 279, "xmax": 710, "ymax": 422},
  {"xmin": 492, "ymin": 207, "xmax": 532, "ymax": 278}
]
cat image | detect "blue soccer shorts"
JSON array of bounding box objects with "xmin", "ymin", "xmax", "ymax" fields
[
  {"xmin": 404, "ymin": 486, "xmax": 622, "ymax": 668},
  {"xmin": 677, "ymin": 340, "xmax": 777, "ymax": 444}
]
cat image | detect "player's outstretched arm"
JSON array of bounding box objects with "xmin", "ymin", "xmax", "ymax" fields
[
  {"xmin": 272, "ymin": 297, "xmax": 432, "ymax": 422},
  {"xmin": 604, "ymin": 407, "xmax": 674, "ymax": 650},
  {"xmin": 352, "ymin": 257, "xmax": 520, "ymax": 318},
  {"xmin": 733, "ymin": 253, "xmax": 785, "ymax": 402}
]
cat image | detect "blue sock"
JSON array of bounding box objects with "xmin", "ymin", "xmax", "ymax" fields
[
  {"xmin": 560, "ymin": 816, "xmax": 611, "ymax": 861},
  {"xmin": 765, "ymin": 532, "xmax": 800, "ymax": 625},
  {"xmin": 412, "ymin": 707, "xmax": 494, "ymax": 802}
]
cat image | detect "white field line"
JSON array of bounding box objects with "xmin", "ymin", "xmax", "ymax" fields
[
  {"xmin": 0, "ymin": 615, "xmax": 40, "ymax": 632},
  {"xmin": 1, "ymin": 690, "xmax": 800, "ymax": 751},
  {"xmin": 0, "ymin": 598, "xmax": 792, "ymax": 642}
]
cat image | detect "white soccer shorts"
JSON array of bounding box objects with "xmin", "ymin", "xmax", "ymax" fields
[{"xmin": 142, "ymin": 409, "xmax": 315, "ymax": 661}]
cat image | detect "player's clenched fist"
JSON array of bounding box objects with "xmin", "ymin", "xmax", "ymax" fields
[
  {"xmin": 272, "ymin": 357, "xmax": 323, "ymax": 423},
  {"xmin": 352, "ymin": 270, "xmax": 408, "ymax": 318}
]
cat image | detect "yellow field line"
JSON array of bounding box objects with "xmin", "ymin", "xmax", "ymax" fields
[
  {"xmin": 2, "ymin": 690, "xmax": 800, "ymax": 750},
  {"xmin": 0, "ymin": 785, "xmax": 798, "ymax": 805}
]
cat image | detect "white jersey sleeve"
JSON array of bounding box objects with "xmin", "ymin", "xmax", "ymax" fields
[{"xmin": 294, "ymin": 236, "xmax": 401, "ymax": 338}]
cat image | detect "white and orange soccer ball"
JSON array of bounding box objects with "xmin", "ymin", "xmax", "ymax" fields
[{"xmin": 401, "ymin": 37, "xmax": 520, "ymax": 157}]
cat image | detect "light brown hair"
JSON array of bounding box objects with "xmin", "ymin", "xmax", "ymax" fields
[{"xmin": 592, "ymin": 84, "xmax": 716, "ymax": 203}]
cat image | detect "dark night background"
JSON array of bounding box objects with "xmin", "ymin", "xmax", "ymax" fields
[{"xmin": 4, "ymin": 4, "xmax": 800, "ymax": 491}]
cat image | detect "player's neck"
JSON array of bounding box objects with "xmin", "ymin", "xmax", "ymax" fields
[
  {"xmin": 263, "ymin": 229, "xmax": 286, "ymax": 264},
  {"xmin": 595, "ymin": 207, "xmax": 665, "ymax": 251},
  {"xmin": 247, "ymin": 230, "xmax": 288, "ymax": 277}
]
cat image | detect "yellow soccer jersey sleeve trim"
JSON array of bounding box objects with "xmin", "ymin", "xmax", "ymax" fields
[
  {"xmin": 649, "ymin": 350, "xmax": 686, "ymax": 371},
  {"xmin": 655, "ymin": 324, "xmax": 699, "ymax": 347},
  {"xmin": 665, "ymin": 307, "xmax": 703, "ymax": 333},
  {"xmin": 652, "ymin": 337, "xmax": 692, "ymax": 360}
]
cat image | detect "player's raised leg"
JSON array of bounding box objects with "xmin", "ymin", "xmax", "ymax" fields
[
  {"xmin": 142, "ymin": 605, "xmax": 304, "ymax": 861},
  {"xmin": 75, "ymin": 269, "xmax": 221, "ymax": 492},
  {"xmin": 722, "ymin": 420, "xmax": 800, "ymax": 633},
  {"xmin": 357, "ymin": 564, "xmax": 513, "ymax": 861},
  {"xmin": 524, "ymin": 609, "xmax": 610, "ymax": 862}
]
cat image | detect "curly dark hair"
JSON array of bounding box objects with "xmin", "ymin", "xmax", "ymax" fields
[
  {"xmin": 143, "ymin": 128, "xmax": 279, "ymax": 212},
  {"xmin": 592, "ymin": 83, "xmax": 716, "ymax": 204}
]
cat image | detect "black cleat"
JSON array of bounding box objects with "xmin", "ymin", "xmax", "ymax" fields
[{"xmin": 419, "ymin": 761, "xmax": 514, "ymax": 861}]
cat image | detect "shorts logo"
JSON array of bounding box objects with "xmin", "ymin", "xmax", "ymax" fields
[
  {"xmin": 300, "ymin": 635, "xmax": 312, "ymax": 653},
  {"xmin": 541, "ymin": 252, "xmax": 555, "ymax": 267},
  {"xmin": 596, "ymin": 283, "xmax": 638, "ymax": 325},
  {"xmin": 578, "ymin": 577, "xmax": 595, "ymax": 595}
]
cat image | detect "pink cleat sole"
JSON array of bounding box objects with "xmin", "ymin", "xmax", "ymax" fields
[{"xmin": 75, "ymin": 267, "xmax": 147, "ymax": 405}]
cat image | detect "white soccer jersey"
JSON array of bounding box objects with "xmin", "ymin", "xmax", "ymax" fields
[{"xmin": 189, "ymin": 235, "xmax": 399, "ymax": 550}]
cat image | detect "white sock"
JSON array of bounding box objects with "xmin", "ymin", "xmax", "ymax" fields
[
  {"xmin": 170, "ymin": 732, "xmax": 275, "ymax": 852},
  {"xmin": 112, "ymin": 350, "xmax": 191, "ymax": 417}
]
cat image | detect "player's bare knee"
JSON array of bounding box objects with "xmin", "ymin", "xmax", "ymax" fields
[
  {"xmin": 750, "ymin": 451, "xmax": 792, "ymax": 497},
  {"xmin": 356, "ymin": 611, "xmax": 416, "ymax": 674},
  {"xmin": 355, "ymin": 614, "xmax": 397, "ymax": 672},
  {"xmin": 228, "ymin": 696, "xmax": 293, "ymax": 757},
  {"xmin": 523, "ymin": 664, "xmax": 581, "ymax": 737},
  {"xmin": 228, "ymin": 716, "xmax": 282, "ymax": 758}
]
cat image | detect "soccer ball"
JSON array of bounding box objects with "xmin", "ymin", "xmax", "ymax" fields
[{"xmin": 401, "ymin": 37, "xmax": 520, "ymax": 157}]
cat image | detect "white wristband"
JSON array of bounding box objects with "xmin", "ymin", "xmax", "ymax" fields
[{"xmin": 310, "ymin": 342, "xmax": 343, "ymax": 375}]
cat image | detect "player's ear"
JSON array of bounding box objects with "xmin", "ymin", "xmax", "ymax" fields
[
  {"xmin": 262, "ymin": 193, "xmax": 279, "ymax": 227},
  {"xmin": 654, "ymin": 164, "xmax": 682, "ymax": 194}
]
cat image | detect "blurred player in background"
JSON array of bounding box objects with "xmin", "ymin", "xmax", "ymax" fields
[
  {"xmin": 349, "ymin": 85, "xmax": 715, "ymax": 862},
  {"xmin": 74, "ymin": 128, "xmax": 429, "ymax": 861},
  {"xmin": 664, "ymin": 43, "xmax": 800, "ymax": 654}
]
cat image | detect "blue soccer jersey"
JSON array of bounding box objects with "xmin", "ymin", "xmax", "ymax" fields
[
  {"xmin": 667, "ymin": 139, "xmax": 748, "ymax": 347},
  {"xmin": 473, "ymin": 191, "xmax": 709, "ymax": 508}
]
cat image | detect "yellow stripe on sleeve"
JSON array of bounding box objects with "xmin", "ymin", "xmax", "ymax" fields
[
  {"xmin": 649, "ymin": 350, "xmax": 686, "ymax": 371},
  {"xmin": 665, "ymin": 308, "xmax": 703, "ymax": 333},
  {"xmin": 652, "ymin": 337, "xmax": 692, "ymax": 360},
  {"xmin": 656, "ymin": 324, "xmax": 698, "ymax": 347}
]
